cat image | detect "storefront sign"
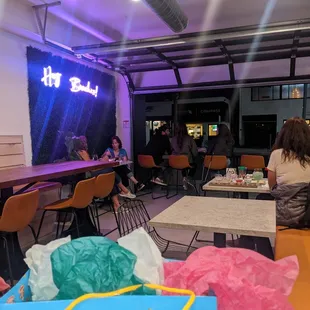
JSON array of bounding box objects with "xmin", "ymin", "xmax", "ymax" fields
[{"xmin": 41, "ymin": 66, "xmax": 99, "ymax": 97}]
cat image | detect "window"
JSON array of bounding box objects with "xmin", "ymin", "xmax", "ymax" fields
[
  {"xmin": 251, "ymin": 84, "xmax": 306, "ymax": 101},
  {"xmin": 289, "ymin": 84, "xmax": 304, "ymax": 99}
]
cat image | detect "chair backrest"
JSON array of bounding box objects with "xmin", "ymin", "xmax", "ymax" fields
[
  {"xmin": 169, "ymin": 155, "xmax": 190, "ymax": 170},
  {"xmin": 71, "ymin": 177, "xmax": 96, "ymax": 209},
  {"xmin": 138, "ymin": 155, "xmax": 156, "ymax": 169},
  {"xmin": 0, "ymin": 190, "xmax": 39, "ymax": 232},
  {"xmin": 204, "ymin": 155, "xmax": 227, "ymax": 170},
  {"xmin": 240, "ymin": 155, "xmax": 265, "ymax": 170},
  {"xmin": 94, "ymin": 172, "xmax": 115, "ymax": 198},
  {"xmin": 113, "ymin": 199, "xmax": 152, "ymax": 237}
]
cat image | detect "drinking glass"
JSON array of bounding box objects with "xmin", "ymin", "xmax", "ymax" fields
[
  {"xmin": 253, "ymin": 168, "xmax": 264, "ymax": 181},
  {"xmin": 238, "ymin": 166, "xmax": 247, "ymax": 179}
]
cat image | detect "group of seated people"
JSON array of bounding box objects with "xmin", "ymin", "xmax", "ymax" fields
[{"xmin": 69, "ymin": 135, "xmax": 144, "ymax": 209}]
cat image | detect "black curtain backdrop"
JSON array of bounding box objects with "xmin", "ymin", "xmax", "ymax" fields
[{"xmin": 26, "ymin": 47, "xmax": 116, "ymax": 165}]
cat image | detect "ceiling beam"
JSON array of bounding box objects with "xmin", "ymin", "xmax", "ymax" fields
[
  {"xmin": 215, "ymin": 39, "xmax": 235, "ymax": 82},
  {"xmin": 148, "ymin": 47, "xmax": 183, "ymax": 87},
  {"xmin": 133, "ymin": 75, "xmax": 310, "ymax": 94},
  {"xmin": 290, "ymin": 30, "xmax": 301, "ymax": 77},
  {"xmin": 127, "ymin": 50, "xmax": 310, "ymax": 73}
]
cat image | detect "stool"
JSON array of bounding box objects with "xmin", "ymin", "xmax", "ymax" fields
[
  {"xmin": 202, "ymin": 155, "xmax": 228, "ymax": 181},
  {"xmin": 167, "ymin": 155, "xmax": 197, "ymax": 198},
  {"xmin": 36, "ymin": 177, "xmax": 95, "ymax": 240},
  {"xmin": 240, "ymin": 155, "xmax": 265, "ymax": 170},
  {"xmin": 92, "ymin": 172, "xmax": 115, "ymax": 235},
  {"xmin": 275, "ymin": 226, "xmax": 310, "ymax": 310},
  {"xmin": 0, "ymin": 190, "xmax": 39, "ymax": 285},
  {"xmin": 138, "ymin": 155, "xmax": 167, "ymax": 199}
]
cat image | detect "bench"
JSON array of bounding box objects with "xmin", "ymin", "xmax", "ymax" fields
[
  {"xmin": 0, "ymin": 135, "xmax": 62, "ymax": 196},
  {"xmin": 275, "ymin": 226, "xmax": 310, "ymax": 310}
]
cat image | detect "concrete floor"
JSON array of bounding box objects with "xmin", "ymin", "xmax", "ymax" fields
[{"xmin": 18, "ymin": 185, "xmax": 274, "ymax": 259}]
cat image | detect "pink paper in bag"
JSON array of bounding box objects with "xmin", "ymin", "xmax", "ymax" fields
[
  {"xmin": 163, "ymin": 246, "xmax": 298, "ymax": 310},
  {"xmin": 0, "ymin": 277, "xmax": 9, "ymax": 294}
]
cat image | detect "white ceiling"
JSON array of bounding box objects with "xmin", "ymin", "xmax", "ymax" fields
[{"xmin": 31, "ymin": 0, "xmax": 310, "ymax": 42}]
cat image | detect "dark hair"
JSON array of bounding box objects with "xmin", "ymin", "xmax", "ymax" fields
[
  {"xmin": 218, "ymin": 124, "xmax": 231, "ymax": 139},
  {"xmin": 175, "ymin": 123, "xmax": 188, "ymax": 149},
  {"xmin": 111, "ymin": 136, "xmax": 122, "ymax": 149},
  {"xmin": 272, "ymin": 117, "xmax": 310, "ymax": 167}
]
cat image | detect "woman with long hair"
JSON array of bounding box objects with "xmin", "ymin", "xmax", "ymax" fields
[
  {"xmin": 267, "ymin": 117, "xmax": 310, "ymax": 225},
  {"xmin": 207, "ymin": 123, "xmax": 234, "ymax": 163},
  {"xmin": 102, "ymin": 136, "xmax": 145, "ymax": 192},
  {"xmin": 171, "ymin": 123, "xmax": 198, "ymax": 190}
]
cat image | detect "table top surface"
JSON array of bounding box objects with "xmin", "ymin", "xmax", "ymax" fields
[
  {"xmin": 202, "ymin": 178, "xmax": 270, "ymax": 193},
  {"xmin": 149, "ymin": 196, "xmax": 276, "ymax": 238},
  {"xmin": 0, "ymin": 160, "xmax": 120, "ymax": 189}
]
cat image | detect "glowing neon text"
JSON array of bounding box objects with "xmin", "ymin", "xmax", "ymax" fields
[
  {"xmin": 41, "ymin": 66, "xmax": 62, "ymax": 88},
  {"xmin": 69, "ymin": 77, "xmax": 98, "ymax": 98},
  {"xmin": 41, "ymin": 66, "xmax": 99, "ymax": 97}
]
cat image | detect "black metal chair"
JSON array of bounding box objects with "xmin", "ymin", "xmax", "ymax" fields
[{"xmin": 113, "ymin": 199, "xmax": 197, "ymax": 255}]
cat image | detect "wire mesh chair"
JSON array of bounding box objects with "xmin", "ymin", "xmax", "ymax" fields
[{"xmin": 113, "ymin": 199, "xmax": 197, "ymax": 255}]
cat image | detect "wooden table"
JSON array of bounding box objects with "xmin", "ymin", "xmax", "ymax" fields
[
  {"xmin": 0, "ymin": 160, "xmax": 119, "ymax": 281},
  {"xmin": 150, "ymin": 196, "xmax": 276, "ymax": 254},
  {"xmin": 202, "ymin": 179, "xmax": 270, "ymax": 194}
]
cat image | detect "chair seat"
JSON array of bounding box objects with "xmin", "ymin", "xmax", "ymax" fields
[
  {"xmin": 44, "ymin": 198, "xmax": 73, "ymax": 211},
  {"xmin": 14, "ymin": 182, "xmax": 62, "ymax": 194}
]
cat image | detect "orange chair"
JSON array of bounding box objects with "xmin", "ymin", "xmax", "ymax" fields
[
  {"xmin": 92, "ymin": 172, "xmax": 115, "ymax": 234},
  {"xmin": 0, "ymin": 190, "xmax": 39, "ymax": 284},
  {"xmin": 240, "ymin": 155, "xmax": 265, "ymax": 170},
  {"xmin": 138, "ymin": 155, "xmax": 167, "ymax": 199},
  {"xmin": 168, "ymin": 155, "xmax": 197, "ymax": 198},
  {"xmin": 202, "ymin": 155, "xmax": 228, "ymax": 181},
  {"xmin": 36, "ymin": 177, "xmax": 96, "ymax": 240},
  {"xmin": 275, "ymin": 227, "xmax": 310, "ymax": 310}
]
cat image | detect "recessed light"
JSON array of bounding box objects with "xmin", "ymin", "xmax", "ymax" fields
[{"xmin": 132, "ymin": 0, "xmax": 140, "ymax": 2}]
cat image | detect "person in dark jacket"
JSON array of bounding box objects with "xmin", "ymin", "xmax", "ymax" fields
[
  {"xmin": 171, "ymin": 123, "xmax": 198, "ymax": 190},
  {"xmin": 207, "ymin": 123, "xmax": 234, "ymax": 166},
  {"xmin": 144, "ymin": 125, "xmax": 171, "ymax": 185}
]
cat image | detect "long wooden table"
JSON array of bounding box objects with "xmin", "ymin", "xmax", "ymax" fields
[{"xmin": 0, "ymin": 160, "xmax": 119, "ymax": 281}]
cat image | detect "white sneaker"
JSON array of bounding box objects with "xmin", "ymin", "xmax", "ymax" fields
[
  {"xmin": 151, "ymin": 177, "xmax": 167, "ymax": 186},
  {"xmin": 119, "ymin": 191, "xmax": 136, "ymax": 199}
]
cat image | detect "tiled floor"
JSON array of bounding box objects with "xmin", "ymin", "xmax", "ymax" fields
[{"xmin": 18, "ymin": 186, "xmax": 273, "ymax": 259}]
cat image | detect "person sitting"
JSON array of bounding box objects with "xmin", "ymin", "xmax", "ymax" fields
[
  {"xmin": 171, "ymin": 123, "xmax": 198, "ymax": 190},
  {"xmin": 101, "ymin": 136, "xmax": 145, "ymax": 192},
  {"xmin": 207, "ymin": 123, "xmax": 234, "ymax": 167},
  {"xmin": 69, "ymin": 137, "xmax": 135, "ymax": 209},
  {"xmin": 266, "ymin": 117, "xmax": 310, "ymax": 226},
  {"xmin": 242, "ymin": 117, "xmax": 310, "ymax": 259},
  {"xmin": 144, "ymin": 124, "xmax": 172, "ymax": 185}
]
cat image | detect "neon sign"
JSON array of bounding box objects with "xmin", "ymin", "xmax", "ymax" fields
[
  {"xmin": 69, "ymin": 77, "xmax": 98, "ymax": 98},
  {"xmin": 41, "ymin": 66, "xmax": 62, "ymax": 88},
  {"xmin": 41, "ymin": 66, "xmax": 99, "ymax": 97}
]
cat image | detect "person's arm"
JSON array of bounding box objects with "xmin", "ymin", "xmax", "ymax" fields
[
  {"xmin": 268, "ymin": 170, "xmax": 277, "ymax": 189},
  {"xmin": 121, "ymin": 149, "xmax": 129, "ymax": 161},
  {"xmin": 267, "ymin": 150, "xmax": 278, "ymax": 189},
  {"xmin": 100, "ymin": 149, "xmax": 111, "ymax": 161},
  {"xmin": 165, "ymin": 136, "xmax": 172, "ymax": 155}
]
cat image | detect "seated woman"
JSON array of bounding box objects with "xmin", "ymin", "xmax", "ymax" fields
[
  {"xmin": 70, "ymin": 137, "xmax": 135, "ymax": 209},
  {"xmin": 267, "ymin": 117, "xmax": 310, "ymax": 226},
  {"xmin": 171, "ymin": 123, "xmax": 198, "ymax": 190},
  {"xmin": 242, "ymin": 118, "xmax": 310, "ymax": 259},
  {"xmin": 102, "ymin": 136, "xmax": 145, "ymax": 192}
]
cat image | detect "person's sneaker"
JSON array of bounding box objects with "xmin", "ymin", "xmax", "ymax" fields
[
  {"xmin": 136, "ymin": 183, "xmax": 145, "ymax": 192},
  {"xmin": 119, "ymin": 191, "xmax": 136, "ymax": 199},
  {"xmin": 151, "ymin": 177, "xmax": 167, "ymax": 186}
]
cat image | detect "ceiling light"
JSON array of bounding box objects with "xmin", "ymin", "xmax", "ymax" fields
[{"xmin": 132, "ymin": 0, "xmax": 140, "ymax": 2}]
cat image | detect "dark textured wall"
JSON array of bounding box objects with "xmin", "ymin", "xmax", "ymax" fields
[{"xmin": 26, "ymin": 47, "xmax": 116, "ymax": 165}]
